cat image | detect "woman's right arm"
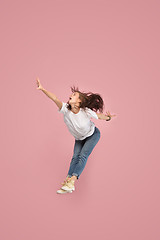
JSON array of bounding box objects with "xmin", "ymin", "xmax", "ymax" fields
[
  {"xmin": 42, "ymin": 89, "xmax": 62, "ymax": 110},
  {"xmin": 36, "ymin": 77, "xmax": 62, "ymax": 110}
]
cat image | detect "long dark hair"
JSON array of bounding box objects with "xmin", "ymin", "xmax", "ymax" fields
[{"xmin": 66, "ymin": 85, "xmax": 104, "ymax": 113}]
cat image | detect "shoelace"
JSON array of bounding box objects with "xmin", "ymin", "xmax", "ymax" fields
[
  {"xmin": 61, "ymin": 180, "xmax": 74, "ymax": 188},
  {"xmin": 61, "ymin": 179, "xmax": 71, "ymax": 185}
]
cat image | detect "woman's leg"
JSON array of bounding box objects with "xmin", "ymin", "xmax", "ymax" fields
[
  {"xmin": 71, "ymin": 127, "xmax": 101, "ymax": 180},
  {"xmin": 66, "ymin": 139, "xmax": 85, "ymax": 178}
]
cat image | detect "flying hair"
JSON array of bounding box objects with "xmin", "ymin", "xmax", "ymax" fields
[{"xmin": 66, "ymin": 85, "xmax": 104, "ymax": 113}]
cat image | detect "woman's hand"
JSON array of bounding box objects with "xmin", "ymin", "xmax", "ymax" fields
[
  {"xmin": 105, "ymin": 110, "xmax": 116, "ymax": 120},
  {"xmin": 36, "ymin": 77, "xmax": 44, "ymax": 90}
]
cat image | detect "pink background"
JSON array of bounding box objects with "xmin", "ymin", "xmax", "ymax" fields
[{"xmin": 0, "ymin": 0, "xmax": 160, "ymax": 239}]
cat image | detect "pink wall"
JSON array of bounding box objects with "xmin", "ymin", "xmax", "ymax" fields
[{"xmin": 0, "ymin": 0, "xmax": 159, "ymax": 239}]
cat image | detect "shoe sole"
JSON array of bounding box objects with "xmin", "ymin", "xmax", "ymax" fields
[
  {"xmin": 61, "ymin": 185, "xmax": 75, "ymax": 191},
  {"xmin": 57, "ymin": 189, "xmax": 73, "ymax": 194}
]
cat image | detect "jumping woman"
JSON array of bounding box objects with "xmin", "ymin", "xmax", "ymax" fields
[{"xmin": 36, "ymin": 77, "xmax": 116, "ymax": 194}]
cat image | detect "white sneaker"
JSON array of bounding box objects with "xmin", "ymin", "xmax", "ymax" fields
[
  {"xmin": 61, "ymin": 179, "xmax": 75, "ymax": 191},
  {"xmin": 56, "ymin": 178, "xmax": 73, "ymax": 194}
]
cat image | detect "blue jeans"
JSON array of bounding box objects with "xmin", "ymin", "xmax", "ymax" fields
[{"xmin": 66, "ymin": 126, "xmax": 101, "ymax": 180}]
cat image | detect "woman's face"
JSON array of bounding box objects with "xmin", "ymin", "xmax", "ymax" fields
[{"xmin": 69, "ymin": 92, "xmax": 80, "ymax": 105}]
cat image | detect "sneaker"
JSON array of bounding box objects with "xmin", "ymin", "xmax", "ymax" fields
[
  {"xmin": 56, "ymin": 178, "xmax": 73, "ymax": 194},
  {"xmin": 61, "ymin": 179, "xmax": 75, "ymax": 191}
]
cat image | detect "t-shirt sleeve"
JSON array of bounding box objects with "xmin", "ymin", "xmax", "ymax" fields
[
  {"xmin": 85, "ymin": 107, "xmax": 98, "ymax": 119},
  {"xmin": 58, "ymin": 102, "xmax": 68, "ymax": 114}
]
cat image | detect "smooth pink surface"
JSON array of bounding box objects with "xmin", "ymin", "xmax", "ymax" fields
[{"xmin": 0, "ymin": 0, "xmax": 160, "ymax": 239}]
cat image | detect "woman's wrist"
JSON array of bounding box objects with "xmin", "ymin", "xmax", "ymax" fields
[{"xmin": 106, "ymin": 115, "xmax": 111, "ymax": 121}]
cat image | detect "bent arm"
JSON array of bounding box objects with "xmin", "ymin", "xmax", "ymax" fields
[
  {"xmin": 41, "ymin": 88, "xmax": 62, "ymax": 110},
  {"xmin": 96, "ymin": 113, "xmax": 110, "ymax": 121}
]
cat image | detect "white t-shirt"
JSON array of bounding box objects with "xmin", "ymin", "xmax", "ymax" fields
[{"xmin": 58, "ymin": 102, "xmax": 98, "ymax": 140}]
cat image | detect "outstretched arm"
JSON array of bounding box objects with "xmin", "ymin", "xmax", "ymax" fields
[
  {"xmin": 36, "ymin": 77, "xmax": 62, "ymax": 110},
  {"xmin": 41, "ymin": 88, "xmax": 62, "ymax": 110}
]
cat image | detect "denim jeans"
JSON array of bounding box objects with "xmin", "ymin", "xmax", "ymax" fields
[{"xmin": 66, "ymin": 126, "xmax": 101, "ymax": 180}]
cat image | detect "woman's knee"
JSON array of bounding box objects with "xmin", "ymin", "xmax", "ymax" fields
[{"xmin": 78, "ymin": 154, "xmax": 88, "ymax": 164}]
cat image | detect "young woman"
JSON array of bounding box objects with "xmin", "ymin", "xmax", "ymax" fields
[{"xmin": 36, "ymin": 77, "xmax": 116, "ymax": 194}]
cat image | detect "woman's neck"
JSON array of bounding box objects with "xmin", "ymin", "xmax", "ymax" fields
[{"xmin": 71, "ymin": 105, "xmax": 80, "ymax": 114}]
